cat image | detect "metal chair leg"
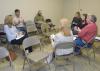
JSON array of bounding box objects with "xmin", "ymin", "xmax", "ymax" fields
[
  {"xmin": 46, "ymin": 59, "xmax": 51, "ymax": 71},
  {"xmin": 23, "ymin": 58, "xmax": 26, "ymax": 70},
  {"xmin": 72, "ymin": 53, "xmax": 75, "ymax": 71},
  {"xmin": 92, "ymin": 47, "xmax": 95, "ymax": 60},
  {"xmin": 8, "ymin": 54, "xmax": 15, "ymax": 71},
  {"xmin": 73, "ymin": 61, "xmax": 75, "ymax": 71},
  {"xmin": 26, "ymin": 58, "xmax": 31, "ymax": 71},
  {"xmin": 86, "ymin": 49, "xmax": 91, "ymax": 64},
  {"xmin": 23, "ymin": 56, "xmax": 31, "ymax": 71}
]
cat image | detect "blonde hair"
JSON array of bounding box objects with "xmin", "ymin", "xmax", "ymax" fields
[{"xmin": 4, "ymin": 15, "xmax": 13, "ymax": 27}]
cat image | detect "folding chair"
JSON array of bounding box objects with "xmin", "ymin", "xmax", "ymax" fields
[
  {"xmin": 22, "ymin": 36, "xmax": 52, "ymax": 71},
  {"xmin": 25, "ymin": 20, "xmax": 38, "ymax": 35},
  {"xmin": 80, "ymin": 38, "xmax": 96, "ymax": 64},
  {"xmin": 54, "ymin": 42, "xmax": 75, "ymax": 71}
]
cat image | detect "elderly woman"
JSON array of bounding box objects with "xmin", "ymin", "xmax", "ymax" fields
[
  {"xmin": 46, "ymin": 18, "xmax": 73, "ymax": 63},
  {"xmin": 51, "ymin": 18, "xmax": 73, "ymax": 47}
]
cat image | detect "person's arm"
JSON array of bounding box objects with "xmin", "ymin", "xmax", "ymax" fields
[
  {"xmin": 78, "ymin": 25, "xmax": 88, "ymax": 37},
  {"xmin": 20, "ymin": 17, "xmax": 26, "ymax": 26},
  {"xmin": 4, "ymin": 26, "xmax": 16, "ymax": 39}
]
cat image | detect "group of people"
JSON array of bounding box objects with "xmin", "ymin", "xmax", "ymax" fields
[
  {"xmin": 71, "ymin": 12, "xmax": 97, "ymax": 54},
  {"xmin": 50, "ymin": 12, "xmax": 97, "ymax": 56},
  {"xmin": 4, "ymin": 9, "xmax": 27, "ymax": 45},
  {"xmin": 2, "ymin": 9, "xmax": 56, "ymax": 53},
  {"xmin": 3, "ymin": 9, "xmax": 55, "ymax": 45},
  {"xmin": 34, "ymin": 10, "xmax": 55, "ymax": 34},
  {"xmin": 1, "ymin": 9, "xmax": 98, "ymax": 63}
]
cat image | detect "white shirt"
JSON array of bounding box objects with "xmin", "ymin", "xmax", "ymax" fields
[
  {"xmin": 54, "ymin": 32, "xmax": 73, "ymax": 46},
  {"xmin": 4, "ymin": 25, "xmax": 18, "ymax": 42},
  {"xmin": 13, "ymin": 16, "xmax": 24, "ymax": 27}
]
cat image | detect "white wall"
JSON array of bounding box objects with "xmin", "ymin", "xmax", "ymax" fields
[
  {"xmin": 64, "ymin": 0, "xmax": 100, "ymax": 34},
  {"xmin": 0, "ymin": 0, "xmax": 64, "ymax": 26}
]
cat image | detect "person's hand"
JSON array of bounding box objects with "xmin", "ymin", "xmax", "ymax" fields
[
  {"xmin": 77, "ymin": 27, "xmax": 81, "ymax": 32},
  {"xmin": 74, "ymin": 26, "xmax": 78, "ymax": 31},
  {"xmin": 82, "ymin": 22, "xmax": 85, "ymax": 24},
  {"xmin": 17, "ymin": 32, "xmax": 24, "ymax": 35}
]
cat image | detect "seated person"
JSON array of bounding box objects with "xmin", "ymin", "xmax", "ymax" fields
[
  {"xmin": 71, "ymin": 12, "xmax": 82, "ymax": 35},
  {"xmin": 45, "ymin": 18, "xmax": 73, "ymax": 63},
  {"xmin": 45, "ymin": 19, "xmax": 55, "ymax": 31},
  {"xmin": 50, "ymin": 18, "xmax": 73, "ymax": 55},
  {"xmin": 74, "ymin": 15, "xmax": 97, "ymax": 55},
  {"xmin": 13, "ymin": 9, "xmax": 28, "ymax": 37},
  {"xmin": 41, "ymin": 21, "xmax": 49, "ymax": 33},
  {"xmin": 34, "ymin": 10, "xmax": 44, "ymax": 34},
  {"xmin": 4, "ymin": 15, "xmax": 26, "ymax": 45},
  {"xmin": 80, "ymin": 14, "xmax": 88, "ymax": 29},
  {"xmin": 41, "ymin": 21, "xmax": 50, "ymax": 37}
]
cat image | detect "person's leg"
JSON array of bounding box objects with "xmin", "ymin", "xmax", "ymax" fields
[
  {"xmin": 74, "ymin": 38, "xmax": 85, "ymax": 54},
  {"xmin": 35, "ymin": 23, "xmax": 40, "ymax": 34},
  {"xmin": 11, "ymin": 35, "xmax": 26, "ymax": 45},
  {"xmin": 87, "ymin": 43, "xmax": 92, "ymax": 48},
  {"xmin": 11, "ymin": 39, "xmax": 21, "ymax": 45}
]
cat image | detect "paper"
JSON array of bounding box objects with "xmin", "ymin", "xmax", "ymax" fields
[
  {"xmin": 95, "ymin": 37, "xmax": 100, "ymax": 40},
  {"xmin": 16, "ymin": 33, "xmax": 24, "ymax": 40}
]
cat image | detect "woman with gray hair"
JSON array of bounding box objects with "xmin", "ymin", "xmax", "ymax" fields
[
  {"xmin": 51, "ymin": 18, "xmax": 73, "ymax": 46},
  {"xmin": 45, "ymin": 18, "xmax": 73, "ymax": 63}
]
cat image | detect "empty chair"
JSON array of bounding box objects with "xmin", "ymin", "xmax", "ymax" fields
[
  {"xmin": 25, "ymin": 21, "xmax": 37, "ymax": 34},
  {"xmin": 22, "ymin": 36, "xmax": 52, "ymax": 71}
]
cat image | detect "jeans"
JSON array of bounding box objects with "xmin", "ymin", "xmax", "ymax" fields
[{"xmin": 74, "ymin": 38, "xmax": 92, "ymax": 53}]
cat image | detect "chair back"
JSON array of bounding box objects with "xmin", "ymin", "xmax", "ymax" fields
[
  {"xmin": 0, "ymin": 47, "xmax": 9, "ymax": 59},
  {"xmin": 26, "ymin": 20, "xmax": 37, "ymax": 33},
  {"xmin": 55, "ymin": 42, "xmax": 74, "ymax": 49},
  {"xmin": 22, "ymin": 36, "xmax": 41, "ymax": 50}
]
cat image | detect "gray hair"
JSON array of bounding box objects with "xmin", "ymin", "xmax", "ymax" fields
[{"xmin": 90, "ymin": 15, "xmax": 97, "ymax": 23}]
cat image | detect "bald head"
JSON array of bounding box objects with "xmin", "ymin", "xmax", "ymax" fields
[
  {"xmin": 60, "ymin": 18, "xmax": 68, "ymax": 27},
  {"xmin": 59, "ymin": 18, "xmax": 70, "ymax": 36}
]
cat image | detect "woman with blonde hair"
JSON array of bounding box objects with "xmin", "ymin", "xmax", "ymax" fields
[{"xmin": 4, "ymin": 15, "xmax": 26, "ymax": 45}]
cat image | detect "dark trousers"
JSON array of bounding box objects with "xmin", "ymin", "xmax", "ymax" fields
[
  {"xmin": 11, "ymin": 35, "xmax": 26, "ymax": 45},
  {"xmin": 11, "ymin": 35, "xmax": 32, "ymax": 53}
]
